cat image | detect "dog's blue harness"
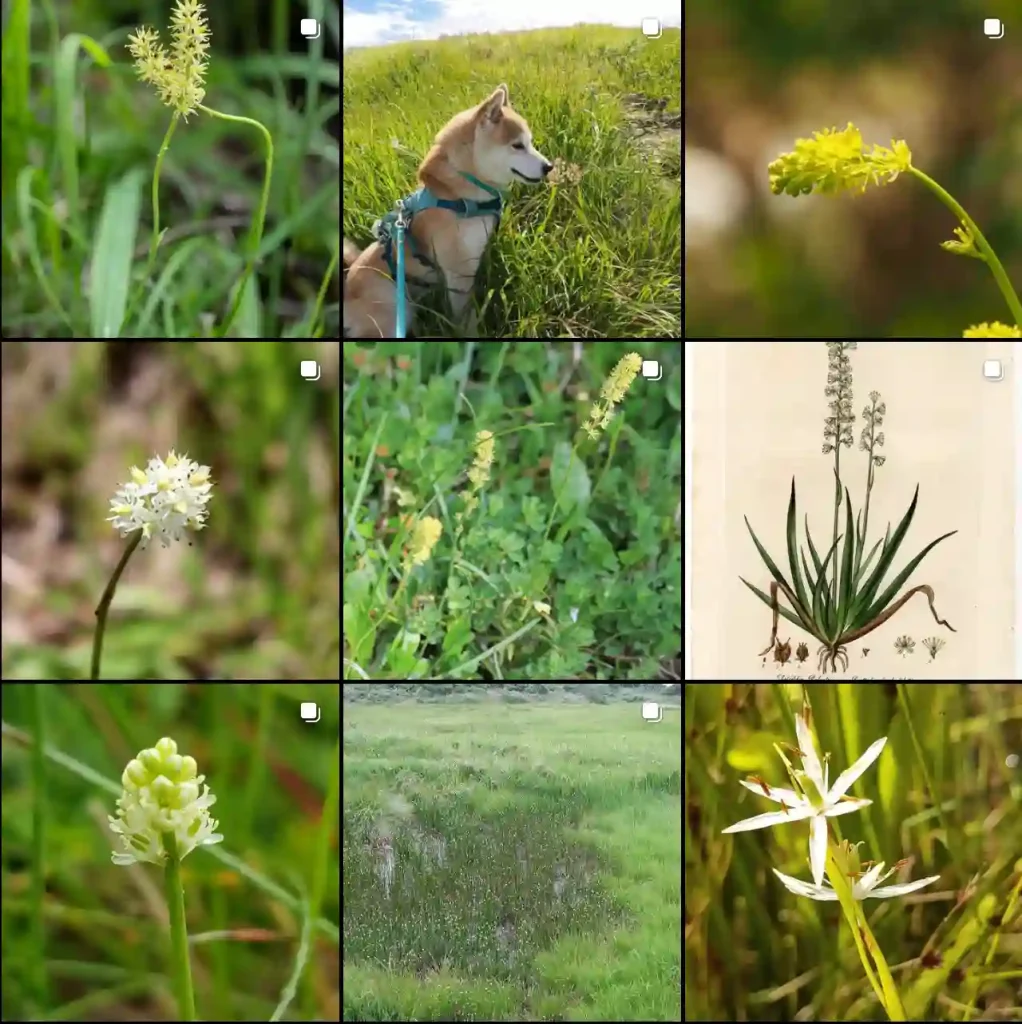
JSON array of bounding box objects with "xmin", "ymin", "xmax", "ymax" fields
[{"xmin": 372, "ymin": 172, "xmax": 504, "ymax": 338}]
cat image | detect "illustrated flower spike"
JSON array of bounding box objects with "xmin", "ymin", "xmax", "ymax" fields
[
  {"xmin": 110, "ymin": 737, "xmax": 219, "ymax": 1021},
  {"xmin": 722, "ymin": 696, "xmax": 886, "ymax": 890},
  {"xmin": 773, "ymin": 851, "xmax": 940, "ymax": 901}
]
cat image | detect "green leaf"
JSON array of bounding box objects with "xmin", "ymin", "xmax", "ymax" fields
[
  {"xmin": 847, "ymin": 486, "xmax": 922, "ymax": 624},
  {"xmin": 550, "ymin": 441, "xmax": 591, "ymax": 515},
  {"xmin": 837, "ymin": 488, "xmax": 856, "ymax": 633},
  {"xmin": 91, "ymin": 167, "xmax": 145, "ymax": 338},
  {"xmin": 861, "ymin": 529, "xmax": 958, "ymax": 625},
  {"xmin": 785, "ymin": 479, "xmax": 812, "ymax": 618},
  {"xmin": 738, "ymin": 577, "xmax": 819, "ymax": 637}
]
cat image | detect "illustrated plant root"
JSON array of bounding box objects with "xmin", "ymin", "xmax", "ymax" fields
[{"xmin": 754, "ymin": 579, "xmax": 955, "ymax": 674}]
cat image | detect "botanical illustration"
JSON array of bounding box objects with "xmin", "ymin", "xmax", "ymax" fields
[{"xmin": 740, "ymin": 343, "xmax": 957, "ymax": 673}]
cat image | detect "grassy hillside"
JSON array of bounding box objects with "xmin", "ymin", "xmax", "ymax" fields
[
  {"xmin": 343, "ymin": 27, "xmax": 681, "ymax": 338},
  {"xmin": 342, "ymin": 692, "xmax": 682, "ymax": 1021}
]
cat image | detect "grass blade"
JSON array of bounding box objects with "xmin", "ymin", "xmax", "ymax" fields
[{"xmin": 90, "ymin": 168, "xmax": 145, "ymax": 338}]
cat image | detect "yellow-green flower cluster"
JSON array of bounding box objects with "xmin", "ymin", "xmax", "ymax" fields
[
  {"xmin": 768, "ymin": 123, "xmax": 912, "ymax": 197},
  {"xmin": 582, "ymin": 352, "xmax": 642, "ymax": 440},
  {"xmin": 962, "ymin": 322, "xmax": 1021, "ymax": 338},
  {"xmin": 128, "ymin": 0, "xmax": 210, "ymax": 120},
  {"xmin": 461, "ymin": 430, "xmax": 495, "ymax": 520},
  {"xmin": 406, "ymin": 516, "xmax": 442, "ymax": 567},
  {"xmin": 108, "ymin": 737, "xmax": 222, "ymax": 866}
]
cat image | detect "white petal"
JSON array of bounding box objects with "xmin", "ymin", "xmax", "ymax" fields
[
  {"xmin": 858, "ymin": 862, "xmax": 885, "ymax": 891},
  {"xmin": 737, "ymin": 779, "xmax": 804, "ymax": 805},
  {"xmin": 721, "ymin": 803, "xmax": 814, "ymax": 833},
  {"xmin": 822, "ymin": 797, "xmax": 872, "ymax": 817},
  {"xmin": 828, "ymin": 735, "xmax": 887, "ymax": 799},
  {"xmin": 809, "ymin": 814, "xmax": 828, "ymax": 887},
  {"xmin": 772, "ymin": 868, "xmax": 839, "ymax": 901},
  {"xmin": 866, "ymin": 875, "xmax": 941, "ymax": 899},
  {"xmin": 795, "ymin": 714, "xmax": 826, "ymax": 793}
]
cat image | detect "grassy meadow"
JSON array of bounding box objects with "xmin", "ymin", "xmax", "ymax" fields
[
  {"xmin": 343, "ymin": 26, "xmax": 681, "ymax": 338},
  {"xmin": 685, "ymin": 683, "xmax": 1021, "ymax": 1022},
  {"xmin": 342, "ymin": 685, "xmax": 682, "ymax": 1021}
]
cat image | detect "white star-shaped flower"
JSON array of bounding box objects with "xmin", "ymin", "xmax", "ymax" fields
[
  {"xmin": 773, "ymin": 861, "xmax": 940, "ymax": 902},
  {"xmin": 107, "ymin": 449, "xmax": 213, "ymax": 548},
  {"xmin": 722, "ymin": 705, "xmax": 887, "ymax": 888}
]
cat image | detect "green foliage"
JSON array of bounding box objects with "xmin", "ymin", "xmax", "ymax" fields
[{"xmin": 342, "ymin": 343, "xmax": 681, "ymax": 680}]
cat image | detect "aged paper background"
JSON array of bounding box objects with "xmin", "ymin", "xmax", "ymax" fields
[{"xmin": 690, "ymin": 341, "xmax": 1016, "ymax": 679}]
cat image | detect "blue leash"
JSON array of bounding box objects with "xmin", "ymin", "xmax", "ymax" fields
[
  {"xmin": 394, "ymin": 199, "xmax": 410, "ymax": 339},
  {"xmin": 377, "ymin": 174, "xmax": 504, "ymax": 339}
]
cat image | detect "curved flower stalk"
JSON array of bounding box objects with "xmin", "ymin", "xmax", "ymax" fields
[
  {"xmin": 93, "ymin": 450, "xmax": 213, "ymax": 679},
  {"xmin": 722, "ymin": 699, "xmax": 886, "ymax": 887},
  {"xmin": 125, "ymin": 0, "xmax": 275, "ymax": 338},
  {"xmin": 740, "ymin": 343, "xmax": 956, "ymax": 673},
  {"xmin": 769, "ymin": 123, "xmax": 1022, "ymax": 332},
  {"xmin": 109, "ymin": 738, "xmax": 221, "ymax": 1022}
]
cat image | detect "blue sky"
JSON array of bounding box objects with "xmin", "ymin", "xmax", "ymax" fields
[{"xmin": 344, "ymin": 0, "xmax": 683, "ymax": 49}]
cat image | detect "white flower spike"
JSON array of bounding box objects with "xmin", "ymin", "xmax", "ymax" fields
[
  {"xmin": 109, "ymin": 737, "xmax": 223, "ymax": 866},
  {"xmin": 773, "ymin": 861, "xmax": 940, "ymax": 902},
  {"xmin": 722, "ymin": 698, "xmax": 887, "ymax": 889},
  {"xmin": 107, "ymin": 449, "xmax": 213, "ymax": 548}
]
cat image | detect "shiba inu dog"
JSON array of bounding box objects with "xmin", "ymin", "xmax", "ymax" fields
[{"xmin": 343, "ymin": 84, "xmax": 553, "ymax": 338}]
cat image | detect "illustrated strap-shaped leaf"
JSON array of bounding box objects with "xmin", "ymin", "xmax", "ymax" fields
[
  {"xmin": 860, "ymin": 529, "xmax": 958, "ymax": 626},
  {"xmin": 836, "ymin": 488, "xmax": 857, "ymax": 635},
  {"xmin": 854, "ymin": 533, "xmax": 885, "ymax": 588},
  {"xmin": 739, "ymin": 576, "xmax": 823, "ymax": 639},
  {"xmin": 804, "ymin": 514, "xmax": 837, "ymax": 638},
  {"xmin": 847, "ymin": 485, "xmax": 920, "ymax": 624},
  {"xmin": 785, "ymin": 479, "xmax": 812, "ymax": 617}
]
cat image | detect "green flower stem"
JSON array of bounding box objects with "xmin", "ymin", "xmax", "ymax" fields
[
  {"xmin": 121, "ymin": 113, "xmax": 180, "ymax": 334},
  {"xmin": 826, "ymin": 843, "xmax": 906, "ymax": 1020},
  {"xmin": 163, "ymin": 831, "xmax": 196, "ymax": 1022},
  {"xmin": 198, "ymin": 104, "xmax": 274, "ymax": 338},
  {"xmin": 908, "ymin": 167, "xmax": 1022, "ymax": 326},
  {"xmin": 91, "ymin": 529, "xmax": 143, "ymax": 679}
]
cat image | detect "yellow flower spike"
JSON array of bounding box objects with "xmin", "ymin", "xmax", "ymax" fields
[
  {"xmin": 406, "ymin": 516, "xmax": 442, "ymax": 567},
  {"xmin": 582, "ymin": 351, "xmax": 642, "ymax": 441},
  {"xmin": 963, "ymin": 322, "xmax": 1021, "ymax": 338},
  {"xmin": 127, "ymin": 0, "xmax": 210, "ymax": 120},
  {"xmin": 768, "ymin": 122, "xmax": 913, "ymax": 197}
]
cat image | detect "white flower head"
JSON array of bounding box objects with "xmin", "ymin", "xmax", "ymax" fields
[
  {"xmin": 108, "ymin": 736, "xmax": 223, "ymax": 866},
  {"xmin": 722, "ymin": 697, "xmax": 887, "ymax": 888},
  {"xmin": 773, "ymin": 855, "xmax": 940, "ymax": 902},
  {"xmin": 107, "ymin": 449, "xmax": 213, "ymax": 548}
]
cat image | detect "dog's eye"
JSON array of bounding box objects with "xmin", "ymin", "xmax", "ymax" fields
[{"xmin": 512, "ymin": 142, "xmax": 525, "ymax": 151}]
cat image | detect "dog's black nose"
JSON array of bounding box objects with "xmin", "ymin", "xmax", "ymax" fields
[{"xmin": 541, "ymin": 161, "xmax": 553, "ymax": 177}]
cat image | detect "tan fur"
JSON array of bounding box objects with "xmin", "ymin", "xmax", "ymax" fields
[{"xmin": 344, "ymin": 84, "xmax": 552, "ymax": 338}]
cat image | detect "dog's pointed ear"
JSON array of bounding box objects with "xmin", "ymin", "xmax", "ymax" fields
[{"xmin": 479, "ymin": 84, "xmax": 508, "ymax": 123}]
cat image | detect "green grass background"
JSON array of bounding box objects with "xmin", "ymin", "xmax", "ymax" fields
[
  {"xmin": 1, "ymin": 681, "xmax": 340, "ymax": 1021},
  {"xmin": 1, "ymin": 340, "xmax": 340, "ymax": 681},
  {"xmin": 342, "ymin": 683, "xmax": 682, "ymax": 1022},
  {"xmin": 685, "ymin": 682, "xmax": 1021, "ymax": 1021},
  {"xmin": 1, "ymin": 0, "xmax": 339, "ymax": 338},
  {"xmin": 342, "ymin": 341, "xmax": 682, "ymax": 681},
  {"xmin": 343, "ymin": 27, "xmax": 681, "ymax": 338}
]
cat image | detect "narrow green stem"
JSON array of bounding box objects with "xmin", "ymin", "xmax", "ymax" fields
[
  {"xmin": 909, "ymin": 166, "xmax": 1022, "ymax": 326},
  {"xmin": 121, "ymin": 114, "xmax": 179, "ymax": 335},
  {"xmin": 163, "ymin": 832, "xmax": 196, "ymax": 1022},
  {"xmin": 198, "ymin": 104, "xmax": 274, "ymax": 338},
  {"xmin": 29, "ymin": 685, "xmax": 48, "ymax": 1011},
  {"xmin": 91, "ymin": 530, "xmax": 143, "ymax": 679}
]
